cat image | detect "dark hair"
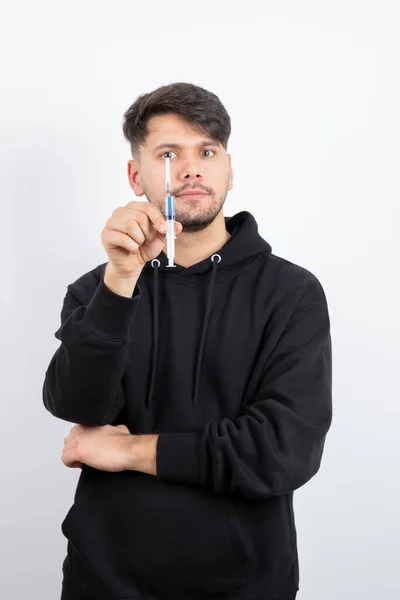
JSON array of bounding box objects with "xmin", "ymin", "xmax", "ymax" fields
[{"xmin": 122, "ymin": 82, "xmax": 231, "ymax": 160}]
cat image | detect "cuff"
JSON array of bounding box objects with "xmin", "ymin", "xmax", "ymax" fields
[
  {"xmin": 83, "ymin": 275, "xmax": 142, "ymax": 338},
  {"xmin": 156, "ymin": 432, "xmax": 203, "ymax": 486}
]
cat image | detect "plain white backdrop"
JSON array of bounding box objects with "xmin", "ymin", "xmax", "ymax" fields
[{"xmin": 0, "ymin": 1, "xmax": 399, "ymax": 598}]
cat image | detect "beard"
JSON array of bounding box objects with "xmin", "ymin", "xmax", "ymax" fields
[
  {"xmin": 174, "ymin": 192, "xmax": 228, "ymax": 233},
  {"xmin": 144, "ymin": 186, "xmax": 229, "ymax": 233}
]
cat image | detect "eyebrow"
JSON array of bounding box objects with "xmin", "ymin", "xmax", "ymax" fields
[{"xmin": 152, "ymin": 140, "xmax": 221, "ymax": 153}]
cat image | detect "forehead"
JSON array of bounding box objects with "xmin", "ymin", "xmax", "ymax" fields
[{"xmin": 144, "ymin": 114, "xmax": 217, "ymax": 151}]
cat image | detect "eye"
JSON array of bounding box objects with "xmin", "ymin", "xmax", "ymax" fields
[
  {"xmin": 160, "ymin": 148, "xmax": 216, "ymax": 159},
  {"xmin": 160, "ymin": 151, "xmax": 178, "ymax": 159},
  {"xmin": 201, "ymin": 149, "xmax": 215, "ymax": 157}
]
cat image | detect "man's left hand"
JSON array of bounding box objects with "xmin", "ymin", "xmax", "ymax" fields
[{"xmin": 62, "ymin": 424, "xmax": 133, "ymax": 472}]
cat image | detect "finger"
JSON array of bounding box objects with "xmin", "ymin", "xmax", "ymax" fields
[
  {"xmin": 104, "ymin": 230, "xmax": 140, "ymax": 254},
  {"xmin": 155, "ymin": 218, "xmax": 183, "ymax": 242},
  {"xmin": 66, "ymin": 460, "xmax": 83, "ymax": 469},
  {"xmin": 62, "ymin": 451, "xmax": 80, "ymax": 468},
  {"xmin": 111, "ymin": 206, "xmax": 154, "ymax": 237},
  {"xmin": 64, "ymin": 424, "xmax": 80, "ymax": 444},
  {"xmin": 115, "ymin": 424, "xmax": 130, "ymax": 433},
  {"xmin": 63, "ymin": 438, "xmax": 79, "ymax": 455},
  {"xmin": 64, "ymin": 425, "xmax": 84, "ymax": 444},
  {"xmin": 67, "ymin": 462, "xmax": 82, "ymax": 469},
  {"xmin": 131, "ymin": 202, "xmax": 167, "ymax": 234},
  {"xmin": 106, "ymin": 216, "xmax": 147, "ymax": 246}
]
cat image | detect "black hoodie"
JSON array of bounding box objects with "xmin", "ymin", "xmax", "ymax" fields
[{"xmin": 43, "ymin": 210, "xmax": 332, "ymax": 600}]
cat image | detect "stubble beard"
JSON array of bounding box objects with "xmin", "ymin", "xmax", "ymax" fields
[{"xmin": 145, "ymin": 189, "xmax": 228, "ymax": 233}]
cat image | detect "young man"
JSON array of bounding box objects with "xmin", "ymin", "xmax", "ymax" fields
[{"xmin": 43, "ymin": 82, "xmax": 332, "ymax": 600}]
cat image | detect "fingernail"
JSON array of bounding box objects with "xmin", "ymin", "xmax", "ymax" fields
[{"xmin": 160, "ymin": 224, "xmax": 166, "ymax": 233}]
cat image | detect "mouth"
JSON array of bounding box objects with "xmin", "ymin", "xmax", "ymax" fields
[{"xmin": 176, "ymin": 192, "xmax": 208, "ymax": 199}]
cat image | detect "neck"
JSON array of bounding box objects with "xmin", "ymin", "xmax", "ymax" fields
[{"xmin": 164, "ymin": 211, "xmax": 231, "ymax": 268}]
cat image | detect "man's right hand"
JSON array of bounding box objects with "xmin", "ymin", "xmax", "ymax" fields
[{"xmin": 101, "ymin": 201, "xmax": 183, "ymax": 278}]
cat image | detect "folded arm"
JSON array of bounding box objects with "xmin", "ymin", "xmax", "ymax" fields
[
  {"xmin": 156, "ymin": 278, "xmax": 333, "ymax": 499},
  {"xmin": 43, "ymin": 269, "xmax": 141, "ymax": 425}
]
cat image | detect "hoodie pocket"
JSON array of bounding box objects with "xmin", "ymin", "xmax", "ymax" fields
[{"xmin": 61, "ymin": 471, "xmax": 247, "ymax": 599}]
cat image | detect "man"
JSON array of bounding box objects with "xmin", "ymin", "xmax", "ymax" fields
[{"xmin": 43, "ymin": 82, "xmax": 332, "ymax": 600}]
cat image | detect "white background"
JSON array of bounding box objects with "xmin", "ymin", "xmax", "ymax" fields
[{"xmin": 0, "ymin": 1, "xmax": 399, "ymax": 598}]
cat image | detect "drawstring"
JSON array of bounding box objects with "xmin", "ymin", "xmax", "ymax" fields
[
  {"xmin": 192, "ymin": 254, "xmax": 220, "ymax": 403},
  {"xmin": 146, "ymin": 258, "xmax": 160, "ymax": 409},
  {"xmin": 146, "ymin": 254, "xmax": 221, "ymax": 408}
]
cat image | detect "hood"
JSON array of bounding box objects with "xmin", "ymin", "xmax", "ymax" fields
[{"xmin": 142, "ymin": 211, "xmax": 272, "ymax": 408}]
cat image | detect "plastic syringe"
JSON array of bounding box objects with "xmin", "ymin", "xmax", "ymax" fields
[{"xmin": 165, "ymin": 156, "xmax": 176, "ymax": 267}]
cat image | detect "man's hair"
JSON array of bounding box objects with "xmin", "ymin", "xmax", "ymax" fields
[{"xmin": 122, "ymin": 82, "xmax": 231, "ymax": 160}]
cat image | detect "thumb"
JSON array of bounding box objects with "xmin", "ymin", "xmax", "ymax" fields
[{"xmin": 115, "ymin": 424, "xmax": 130, "ymax": 433}]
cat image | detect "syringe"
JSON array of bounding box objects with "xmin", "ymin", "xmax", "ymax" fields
[{"xmin": 165, "ymin": 156, "xmax": 176, "ymax": 267}]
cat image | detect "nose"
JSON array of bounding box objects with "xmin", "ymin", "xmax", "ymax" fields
[{"xmin": 177, "ymin": 154, "xmax": 203, "ymax": 182}]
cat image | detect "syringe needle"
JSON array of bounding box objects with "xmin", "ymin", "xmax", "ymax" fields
[
  {"xmin": 165, "ymin": 157, "xmax": 176, "ymax": 267},
  {"xmin": 166, "ymin": 155, "xmax": 171, "ymax": 194}
]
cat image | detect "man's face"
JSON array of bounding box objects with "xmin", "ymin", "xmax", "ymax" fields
[{"xmin": 127, "ymin": 113, "xmax": 233, "ymax": 232}]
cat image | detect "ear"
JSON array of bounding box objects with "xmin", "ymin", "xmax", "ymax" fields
[
  {"xmin": 227, "ymin": 154, "xmax": 233, "ymax": 191},
  {"xmin": 127, "ymin": 160, "xmax": 145, "ymax": 196}
]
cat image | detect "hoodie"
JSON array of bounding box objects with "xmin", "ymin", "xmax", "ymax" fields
[{"xmin": 43, "ymin": 210, "xmax": 332, "ymax": 600}]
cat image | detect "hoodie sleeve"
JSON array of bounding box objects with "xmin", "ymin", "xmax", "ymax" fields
[
  {"xmin": 156, "ymin": 277, "xmax": 332, "ymax": 499},
  {"xmin": 42, "ymin": 268, "xmax": 142, "ymax": 425}
]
